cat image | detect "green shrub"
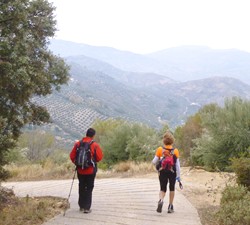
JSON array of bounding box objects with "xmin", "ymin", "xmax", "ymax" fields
[
  {"xmin": 216, "ymin": 185, "xmax": 250, "ymax": 225},
  {"xmin": 50, "ymin": 150, "xmax": 69, "ymax": 165},
  {"xmin": 97, "ymin": 162, "xmax": 109, "ymax": 170},
  {"xmin": 94, "ymin": 119, "xmax": 159, "ymax": 166},
  {"xmin": 190, "ymin": 98, "xmax": 250, "ymax": 171},
  {"xmin": 230, "ymin": 155, "xmax": 250, "ymax": 190}
]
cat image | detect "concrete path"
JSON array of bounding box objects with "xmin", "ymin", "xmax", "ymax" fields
[{"xmin": 3, "ymin": 177, "xmax": 201, "ymax": 225}]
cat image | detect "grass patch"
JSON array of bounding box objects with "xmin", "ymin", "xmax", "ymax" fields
[{"xmin": 0, "ymin": 187, "xmax": 68, "ymax": 225}]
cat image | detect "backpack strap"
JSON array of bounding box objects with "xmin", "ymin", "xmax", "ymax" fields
[
  {"xmin": 162, "ymin": 146, "xmax": 174, "ymax": 155},
  {"xmin": 91, "ymin": 142, "xmax": 97, "ymax": 173},
  {"xmin": 88, "ymin": 140, "xmax": 97, "ymax": 166},
  {"xmin": 89, "ymin": 140, "xmax": 95, "ymax": 158},
  {"xmin": 76, "ymin": 140, "xmax": 83, "ymax": 150}
]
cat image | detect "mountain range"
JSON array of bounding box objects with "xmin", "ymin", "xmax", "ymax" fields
[
  {"xmin": 50, "ymin": 39, "xmax": 250, "ymax": 84},
  {"xmin": 31, "ymin": 39, "xmax": 250, "ymax": 145}
]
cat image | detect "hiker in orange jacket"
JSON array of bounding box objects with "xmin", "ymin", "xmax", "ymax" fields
[
  {"xmin": 70, "ymin": 128, "xmax": 103, "ymax": 213},
  {"xmin": 152, "ymin": 131, "xmax": 181, "ymax": 213}
]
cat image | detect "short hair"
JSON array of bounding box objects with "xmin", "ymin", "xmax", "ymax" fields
[
  {"xmin": 163, "ymin": 131, "xmax": 174, "ymax": 145},
  {"xmin": 86, "ymin": 128, "xmax": 96, "ymax": 137}
]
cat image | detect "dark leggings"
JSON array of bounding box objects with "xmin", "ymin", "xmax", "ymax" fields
[{"xmin": 159, "ymin": 170, "xmax": 176, "ymax": 192}]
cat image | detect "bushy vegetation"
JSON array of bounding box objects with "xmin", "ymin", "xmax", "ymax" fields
[
  {"xmin": 216, "ymin": 185, "xmax": 250, "ymax": 225},
  {"xmin": 4, "ymin": 130, "xmax": 74, "ymax": 181},
  {"xmin": 173, "ymin": 97, "xmax": 250, "ymax": 225},
  {"xmin": 230, "ymin": 154, "xmax": 250, "ymax": 190},
  {"xmin": 214, "ymin": 149, "xmax": 250, "ymax": 225},
  {"xmin": 93, "ymin": 119, "xmax": 162, "ymax": 167},
  {"xmin": 175, "ymin": 97, "xmax": 250, "ymax": 171}
]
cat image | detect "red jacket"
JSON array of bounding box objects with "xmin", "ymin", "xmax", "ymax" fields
[{"xmin": 70, "ymin": 137, "xmax": 103, "ymax": 175}]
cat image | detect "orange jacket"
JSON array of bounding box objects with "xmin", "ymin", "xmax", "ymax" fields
[{"xmin": 70, "ymin": 137, "xmax": 103, "ymax": 175}]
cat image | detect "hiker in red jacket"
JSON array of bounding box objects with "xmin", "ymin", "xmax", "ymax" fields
[{"xmin": 70, "ymin": 128, "xmax": 103, "ymax": 213}]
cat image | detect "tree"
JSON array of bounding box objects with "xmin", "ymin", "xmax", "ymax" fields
[
  {"xmin": 174, "ymin": 114, "xmax": 202, "ymax": 164},
  {"xmin": 6, "ymin": 130, "xmax": 56, "ymax": 164},
  {"xmin": 20, "ymin": 131, "xmax": 55, "ymax": 162},
  {"xmin": 191, "ymin": 97, "xmax": 250, "ymax": 170},
  {"xmin": 0, "ymin": 0, "xmax": 69, "ymax": 180}
]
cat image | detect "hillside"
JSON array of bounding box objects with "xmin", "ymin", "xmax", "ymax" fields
[
  {"xmin": 32, "ymin": 64, "xmax": 250, "ymax": 145},
  {"xmin": 65, "ymin": 55, "xmax": 175, "ymax": 87},
  {"xmin": 29, "ymin": 39, "xmax": 250, "ymax": 145}
]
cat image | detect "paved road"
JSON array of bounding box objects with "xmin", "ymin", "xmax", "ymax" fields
[{"xmin": 3, "ymin": 177, "xmax": 201, "ymax": 225}]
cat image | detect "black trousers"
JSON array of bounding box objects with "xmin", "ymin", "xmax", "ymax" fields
[
  {"xmin": 159, "ymin": 170, "xmax": 176, "ymax": 192},
  {"xmin": 77, "ymin": 172, "xmax": 96, "ymax": 210}
]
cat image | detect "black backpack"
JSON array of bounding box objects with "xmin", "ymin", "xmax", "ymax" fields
[{"xmin": 75, "ymin": 140, "xmax": 95, "ymax": 169}]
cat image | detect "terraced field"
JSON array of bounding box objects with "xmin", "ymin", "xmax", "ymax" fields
[{"xmin": 32, "ymin": 90, "xmax": 107, "ymax": 140}]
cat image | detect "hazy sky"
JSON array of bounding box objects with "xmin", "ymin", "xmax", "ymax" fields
[{"xmin": 49, "ymin": 0, "xmax": 250, "ymax": 54}]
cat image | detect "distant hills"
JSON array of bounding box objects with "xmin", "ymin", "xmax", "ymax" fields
[
  {"xmin": 50, "ymin": 39, "xmax": 250, "ymax": 84},
  {"xmin": 31, "ymin": 39, "xmax": 250, "ymax": 144}
]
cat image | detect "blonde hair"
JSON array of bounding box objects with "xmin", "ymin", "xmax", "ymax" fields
[{"xmin": 163, "ymin": 131, "xmax": 175, "ymax": 145}]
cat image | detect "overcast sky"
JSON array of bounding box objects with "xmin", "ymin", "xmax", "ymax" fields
[{"xmin": 49, "ymin": 0, "xmax": 250, "ymax": 54}]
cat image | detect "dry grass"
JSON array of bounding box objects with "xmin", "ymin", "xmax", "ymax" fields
[
  {"xmin": 96, "ymin": 161, "xmax": 156, "ymax": 179},
  {"xmin": 5, "ymin": 160, "xmax": 156, "ymax": 181},
  {"xmin": 113, "ymin": 161, "xmax": 155, "ymax": 173},
  {"xmin": 0, "ymin": 190, "xmax": 68, "ymax": 225},
  {"xmin": 5, "ymin": 159, "xmax": 74, "ymax": 181}
]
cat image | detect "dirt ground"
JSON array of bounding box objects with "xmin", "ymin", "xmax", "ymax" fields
[
  {"xmin": 180, "ymin": 167, "xmax": 235, "ymax": 224},
  {"xmin": 179, "ymin": 167, "xmax": 234, "ymax": 207}
]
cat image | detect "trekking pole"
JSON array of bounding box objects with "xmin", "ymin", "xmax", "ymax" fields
[{"xmin": 63, "ymin": 167, "xmax": 77, "ymax": 216}]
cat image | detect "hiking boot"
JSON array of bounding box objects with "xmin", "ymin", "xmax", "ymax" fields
[
  {"xmin": 168, "ymin": 204, "xmax": 174, "ymax": 213},
  {"xmin": 156, "ymin": 200, "xmax": 163, "ymax": 213},
  {"xmin": 84, "ymin": 209, "xmax": 92, "ymax": 214}
]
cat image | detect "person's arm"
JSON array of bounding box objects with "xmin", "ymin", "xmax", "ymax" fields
[
  {"xmin": 176, "ymin": 158, "xmax": 181, "ymax": 180},
  {"xmin": 174, "ymin": 148, "xmax": 181, "ymax": 180},
  {"xmin": 152, "ymin": 147, "xmax": 162, "ymax": 172},
  {"xmin": 93, "ymin": 143, "xmax": 103, "ymax": 162},
  {"xmin": 152, "ymin": 155, "xmax": 159, "ymax": 165},
  {"xmin": 69, "ymin": 141, "xmax": 79, "ymax": 163},
  {"xmin": 152, "ymin": 147, "xmax": 161, "ymax": 164}
]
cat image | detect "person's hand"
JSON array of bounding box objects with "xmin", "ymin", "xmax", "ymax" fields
[
  {"xmin": 176, "ymin": 177, "xmax": 181, "ymax": 182},
  {"xmin": 156, "ymin": 163, "xmax": 161, "ymax": 171}
]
